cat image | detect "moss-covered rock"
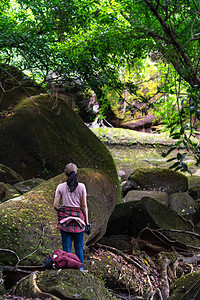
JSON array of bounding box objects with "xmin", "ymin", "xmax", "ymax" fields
[
  {"xmin": 168, "ymin": 271, "xmax": 200, "ymax": 300},
  {"xmin": 0, "ymin": 164, "xmax": 23, "ymax": 184},
  {"xmin": 92, "ymin": 128, "xmax": 199, "ymax": 176},
  {"xmin": 123, "ymin": 190, "xmax": 169, "ymax": 206},
  {"xmin": 92, "ymin": 127, "xmax": 173, "ymax": 147},
  {"xmin": 0, "ymin": 94, "xmax": 119, "ymax": 186},
  {"xmin": 14, "ymin": 270, "xmax": 113, "ymax": 299},
  {"xmin": 188, "ymin": 185, "xmax": 200, "ymax": 200},
  {"xmin": 0, "ymin": 182, "xmax": 19, "ymax": 203},
  {"xmin": 0, "ymin": 168, "xmax": 121, "ymax": 266},
  {"xmin": 105, "ymin": 197, "xmax": 200, "ymax": 251},
  {"xmin": 128, "ymin": 168, "xmax": 188, "ymax": 194},
  {"xmin": 129, "ymin": 197, "xmax": 200, "ymax": 246},
  {"xmin": 0, "ymin": 64, "xmax": 43, "ymax": 111}
]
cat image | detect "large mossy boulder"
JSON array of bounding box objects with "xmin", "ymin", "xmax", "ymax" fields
[
  {"xmin": 128, "ymin": 168, "xmax": 188, "ymax": 194},
  {"xmin": 0, "ymin": 168, "xmax": 121, "ymax": 266},
  {"xmin": 168, "ymin": 271, "xmax": 200, "ymax": 300},
  {"xmin": 128, "ymin": 197, "xmax": 200, "ymax": 246},
  {"xmin": 105, "ymin": 198, "xmax": 200, "ymax": 252},
  {"xmin": 14, "ymin": 269, "xmax": 112, "ymax": 300},
  {"xmin": 0, "ymin": 64, "xmax": 42, "ymax": 111},
  {"xmin": 129, "ymin": 197, "xmax": 193, "ymax": 240},
  {"xmin": 0, "ymin": 94, "xmax": 119, "ymax": 185}
]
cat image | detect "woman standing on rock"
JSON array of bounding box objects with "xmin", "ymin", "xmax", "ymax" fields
[{"xmin": 53, "ymin": 163, "xmax": 89, "ymax": 271}]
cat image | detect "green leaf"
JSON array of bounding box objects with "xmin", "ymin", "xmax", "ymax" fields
[
  {"xmin": 174, "ymin": 166, "xmax": 182, "ymax": 171},
  {"xmin": 169, "ymin": 162, "xmax": 180, "ymax": 169},
  {"xmin": 165, "ymin": 147, "xmax": 177, "ymax": 156},
  {"xmin": 181, "ymin": 162, "xmax": 188, "ymax": 171},
  {"xmin": 177, "ymin": 153, "xmax": 183, "ymax": 160},
  {"xmin": 166, "ymin": 157, "xmax": 177, "ymax": 162}
]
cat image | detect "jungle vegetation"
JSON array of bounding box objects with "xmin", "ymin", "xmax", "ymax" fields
[{"xmin": 1, "ymin": 0, "xmax": 200, "ymax": 172}]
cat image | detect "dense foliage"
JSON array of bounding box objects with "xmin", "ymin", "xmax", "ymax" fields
[{"xmin": 0, "ymin": 0, "xmax": 200, "ymax": 171}]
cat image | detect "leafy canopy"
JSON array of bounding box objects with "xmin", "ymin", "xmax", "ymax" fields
[{"xmin": 1, "ymin": 0, "xmax": 200, "ymax": 171}]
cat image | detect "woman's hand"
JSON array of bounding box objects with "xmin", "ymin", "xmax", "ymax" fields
[
  {"xmin": 81, "ymin": 196, "xmax": 89, "ymax": 225},
  {"xmin": 53, "ymin": 196, "xmax": 61, "ymax": 211}
]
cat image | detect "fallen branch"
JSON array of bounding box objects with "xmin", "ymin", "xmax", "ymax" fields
[
  {"xmin": 157, "ymin": 253, "xmax": 171, "ymax": 300},
  {"xmin": 95, "ymin": 243, "xmax": 148, "ymax": 274},
  {"xmin": 18, "ymin": 225, "xmax": 48, "ymax": 265},
  {"xmin": 149, "ymin": 288, "xmax": 164, "ymax": 300},
  {"xmin": 138, "ymin": 227, "xmax": 200, "ymax": 252},
  {"xmin": 158, "ymin": 228, "xmax": 200, "ymax": 240},
  {"xmin": 177, "ymin": 254, "xmax": 200, "ymax": 264},
  {"xmin": 132, "ymin": 237, "xmax": 168, "ymax": 253},
  {"xmin": 0, "ymin": 248, "xmax": 20, "ymax": 264}
]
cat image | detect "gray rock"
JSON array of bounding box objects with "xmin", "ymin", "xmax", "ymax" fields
[
  {"xmin": 13, "ymin": 178, "xmax": 45, "ymax": 193},
  {"xmin": 128, "ymin": 197, "xmax": 198, "ymax": 247},
  {"xmin": 0, "ymin": 182, "xmax": 19, "ymax": 203},
  {"xmin": 106, "ymin": 197, "xmax": 200, "ymax": 251},
  {"xmin": 188, "ymin": 175, "xmax": 200, "ymax": 188},
  {"xmin": 98, "ymin": 235, "xmax": 132, "ymax": 253},
  {"xmin": 0, "ymin": 164, "xmax": 23, "ymax": 184},
  {"xmin": 169, "ymin": 192, "xmax": 195, "ymax": 216},
  {"xmin": 124, "ymin": 190, "xmax": 169, "ymax": 206}
]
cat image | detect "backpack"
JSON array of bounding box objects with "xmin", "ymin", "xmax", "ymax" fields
[
  {"xmin": 42, "ymin": 255, "xmax": 54, "ymax": 269},
  {"xmin": 50, "ymin": 249, "xmax": 82, "ymax": 269}
]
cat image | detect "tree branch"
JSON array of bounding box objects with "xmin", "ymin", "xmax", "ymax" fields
[{"xmin": 143, "ymin": 0, "xmax": 200, "ymax": 87}]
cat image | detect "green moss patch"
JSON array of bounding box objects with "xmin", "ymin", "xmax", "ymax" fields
[
  {"xmin": 37, "ymin": 269, "xmax": 112, "ymax": 299},
  {"xmin": 168, "ymin": 271, "xmax": 200, "ymax": 300}
]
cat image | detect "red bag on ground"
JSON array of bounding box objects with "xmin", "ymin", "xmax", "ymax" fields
[{"xmin": 50, "ymin": 249, "xmax": 82, "ymax": 269}]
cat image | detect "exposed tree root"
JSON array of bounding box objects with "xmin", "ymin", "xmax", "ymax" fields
[
  {"xmin": 157, "ymin": 253, "xmax": 171, "ymax": 300},
  {"xmin": 28, "ymin": 272, "xmax": 60, "ymax": 300},
  {"xmin": 7, "ymin": 271, "xmax": 59, "ymax": 300}
]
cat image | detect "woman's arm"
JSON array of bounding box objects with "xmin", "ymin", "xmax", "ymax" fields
[
  {"xmin": 54, "ymin": 196, "xmax": 61, "ymax": 211},
  {"xmin": 81, "ymin": 195, "xmax": 89, "ymax": 225}
]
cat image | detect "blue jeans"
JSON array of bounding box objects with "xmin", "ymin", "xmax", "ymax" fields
[{"xmin": 60, "ymin": 230, "xmax": 84, "ymax": 266}]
